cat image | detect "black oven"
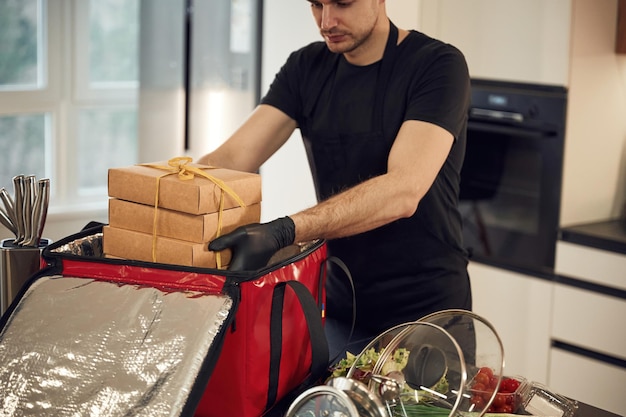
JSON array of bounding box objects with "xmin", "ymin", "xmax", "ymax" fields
[{"xmin": 459, "ymin": 79, "xmax": 568, "ymax": 274}]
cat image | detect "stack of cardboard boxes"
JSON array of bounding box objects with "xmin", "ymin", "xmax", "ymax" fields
[{"xmin": 104, "ymin": 161, "xmax": 262, "ymax": 268}]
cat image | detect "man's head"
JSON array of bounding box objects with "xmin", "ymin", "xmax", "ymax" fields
[{"xmin": 307, "ymin": 0, "xmax": 388, "ymax": 64}]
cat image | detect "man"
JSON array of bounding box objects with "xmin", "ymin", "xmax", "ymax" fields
[{"xmin": 198, "ymin": 0, "xmax": 472, "ymax": 358}]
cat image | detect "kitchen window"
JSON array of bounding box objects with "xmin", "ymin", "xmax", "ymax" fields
[
  {"xmin": 0, "ymin": 0, "xmax": 261, "ymax": 223},
  {"xmin": 0, "ymin": 0, "xmax": 139, "ymax": 210}
]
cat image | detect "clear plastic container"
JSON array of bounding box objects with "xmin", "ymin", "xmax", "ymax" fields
[
  {"xmin": 520, "ymin": 381, "xmax": 579, "ymax": 417},
  {"xmin": 468, "ymin": 374, "xmax": 528, "ymax": 413}
]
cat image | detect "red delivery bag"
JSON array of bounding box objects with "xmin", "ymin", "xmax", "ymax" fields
[{"xmin": 0, "ymin": 224, "xmax": 329, "ymax": 417}]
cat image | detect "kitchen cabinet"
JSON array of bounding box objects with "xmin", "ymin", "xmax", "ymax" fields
[
  {"xmin": 419, "ymin": 0, "xmax": 572, "ymax": 86},
  {"xmin": 550, "ymin": 349, "xmax": 626, "ymax": 416},
  {"xmin": 468, "ymin": 262, "xmax": 552, "ymax": 384},
  {"xmin": 553, "ymin": 222, "xmax": 626, "ymax": 416},
  {"xmin": 551, "ymin": 283, "xmax": 626, "ymax": 359}
]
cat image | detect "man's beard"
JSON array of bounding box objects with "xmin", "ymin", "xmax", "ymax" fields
[{"xmin": 322, "ymin": 24, "xmax": 376, "ymax": 55}]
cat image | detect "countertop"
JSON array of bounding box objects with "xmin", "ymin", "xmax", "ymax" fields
[
  {"xmin": 574, "ymin": 401, "xmax": 622, "ymax": 417},
  {"xmin": 559, "ymin": 218, "xmax": 626, "ymax": 255}
]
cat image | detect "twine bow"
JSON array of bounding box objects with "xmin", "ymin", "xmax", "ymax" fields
[{"xmin": 141, "ymin": 156, "xmax": 246, "ymax": 268}]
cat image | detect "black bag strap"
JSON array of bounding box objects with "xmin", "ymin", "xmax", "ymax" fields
[
  {"xmin": 266, "ymin": 280, "xmax": 329, "ymax": 410},
  {"xmin": 324, "ymin": 256, "xmax": 357, "ymax": 366}
]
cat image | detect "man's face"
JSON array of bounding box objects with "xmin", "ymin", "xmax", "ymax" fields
[{"xmin": 307, "ymin": 0, "xmax": 381, "ymax": 55}]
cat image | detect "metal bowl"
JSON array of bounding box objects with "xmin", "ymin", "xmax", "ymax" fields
[{"xmin": 285, "ymin": 377, "xmax": 387, "ymax": 417}]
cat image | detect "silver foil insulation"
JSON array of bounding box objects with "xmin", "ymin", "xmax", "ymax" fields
[{"xmin": 0, "ymin": 275, "xmax": 232, "ymax": 416}]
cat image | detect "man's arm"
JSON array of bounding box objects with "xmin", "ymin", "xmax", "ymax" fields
[
  {"xmin": 197, "ymin": 104, "xmax": 297, "ymax": 173},
  {"xmin": 208, "ymin": 118, "xmax": 454, "ymax": 270},
  {"xmin": 291, "ymin": 119, "xmax": 454, "ymax": 242}
]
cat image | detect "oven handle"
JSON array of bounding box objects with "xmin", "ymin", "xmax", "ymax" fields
[
  {"xmin": 470, "ymin": 108, "xmax": 525, "ymax": 122},
  {"xmin": 467, "ymin": 120, "xmax": 559, "ymax": 138}
]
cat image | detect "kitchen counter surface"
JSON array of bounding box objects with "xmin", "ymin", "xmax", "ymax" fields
[
  {"xmin": 267, "ymin": 397, "xmax": 621, "ymax": 417},
  {"xmin": 559, "ymin": 218, "xmax": 626, "ymax": 255},
  {"xmin": 574, "ymin": 401, "xmax": 622, "ymax": 417}
]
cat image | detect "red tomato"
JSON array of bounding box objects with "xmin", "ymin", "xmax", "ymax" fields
[
  {"xmin": 481, "ymin": 389, "xmax": 495, "ymax": 402},
  {"xmin": 472, "ymin": 382, "xmax": 487, "ymax": 392},
  {"xmin": 492, "ymin": 393, "xmax": 507, "ymax": 408},
  {"xmin": 489, "ymin": 375, "xmax": 499, "ymax": 390},
  {"xmin": 501, "ymin": 377, "xmax": 521, "ymax": 393},
  {"xmin": 473, "ymin": 372, "xmax": 490, "ymax": 387},
  {"xmin": 478, "ymin": 366, "xmax": 494, "ymax": 379},
  {"xmin": 470, "ymin": 394, "xmax": 486, "ymax": 409}
]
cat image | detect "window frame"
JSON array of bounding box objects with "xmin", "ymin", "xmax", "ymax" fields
[{"xmin": 0, "ymin": 0, "xmax": 140, "ymax": 213}]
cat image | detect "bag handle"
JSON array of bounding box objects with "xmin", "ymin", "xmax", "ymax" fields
[
  {"xmin": 324, "ymin": 256, "xmax": 357, "ymax": 365},
  {"xmin": 266, "ymin": 280, "xmax": 329, "ymax": 410}
]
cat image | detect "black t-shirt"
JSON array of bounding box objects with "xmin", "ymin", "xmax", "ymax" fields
[{"xmin": 262, "ymin": 28, "xmax": 472, "ymax": 335}]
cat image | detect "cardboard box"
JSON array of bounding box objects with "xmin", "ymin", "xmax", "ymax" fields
[
  {"xmin": 108, "ymin": 162, "xmax": 261, "ymax": 215},
  {"xmin": 103, "ymin": 226, "xmax": 231, "ymax": 269},
  {"xmin": 108, "ymin": 198, "xmax": 261, "ymax": 243}
]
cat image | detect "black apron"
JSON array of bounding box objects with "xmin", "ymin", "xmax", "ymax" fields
[
  {"xmin": 299, "ymin": 21, "xmax": 471, "ymax": 339},
  {"xmin": 302, "ymin": 21, "xmax": 400, "ymax": 201}
]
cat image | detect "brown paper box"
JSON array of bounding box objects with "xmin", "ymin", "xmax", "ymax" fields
[
  {"xmin": 103, "ymin": 226, "xmax": 231, "ymax": 269},
  {"xmin": 108, "ymin": 162, "xmax": 262, "ymax": 215},
  {"xmin": 108, "ymin": 198, "xmax": 261, "ymax": 243}
]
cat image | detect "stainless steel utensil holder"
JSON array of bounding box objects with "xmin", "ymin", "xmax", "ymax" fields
[{"xmin": 1, "ymin": 238, "xmax": 50, "ymax": 316}]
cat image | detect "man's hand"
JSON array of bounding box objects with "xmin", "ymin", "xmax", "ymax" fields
[{"xmin": 208, "ymin": 216, "xmax": 296, "ymax": 271}]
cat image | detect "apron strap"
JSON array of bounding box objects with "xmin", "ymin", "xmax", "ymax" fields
[{"xmin": 372, "ymin": 20, "xmax": 399, "ymax": 132}]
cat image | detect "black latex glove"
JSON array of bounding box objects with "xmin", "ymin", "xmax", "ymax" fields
[{"xmin": 208, "ymin": 216, "xmax": 296, "ymax": 271}]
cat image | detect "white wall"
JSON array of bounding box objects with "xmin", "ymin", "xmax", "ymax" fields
[
  {"xmin": 258, "ymin": 1, "xmax": 319, "ymax": 221},
  {"xmin": 560, "ymin": 0, "xmax": 626, "ymax": 225}
]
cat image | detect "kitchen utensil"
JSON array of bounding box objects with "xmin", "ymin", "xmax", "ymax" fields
[
  {"xmin": 1, "ymin": 177, "xmax": 50, "ymax": 247},
  {"xmin": 0, "ymin": 208, "xmax": 17, "ymax": 234},
  {"xmin": 22, "ymin": 175, "xmax": 36, "ymax": 246},
  {"xmin": 329, "ymin": 377, "xmax": 387, "ymax": 417},
  {"xmin": 368, "ymin": 321, "xmax": 466, "ymax": 414},
  {"xmin": 370, "ymin": 373, "xmax": 410, "ymax": 417},
  {"xmin": 417, "ymin": 309, "xmax": 506, "ymax": 415},
  {"xmin": 0, "ymin": 207, "xmax": 16, "ymax": 236},
  {"xmin": 12, "ymin": 175, "xmax": 25, "ymax": 245},
  {"xmin": 285, "ymin": 377, "xmax": 387, "ymax": 417},
  {"xmin": 0, "ymin": 239, "xmax": 47, "ymax": 315},
  {"xmin": 0, "ymin": 188, "xmax": 17, "ymax": 236},
  {"xmin": 341, "ymin": 310, "xmax": 505, "ymax": 417},
  {"xmin": 33, "ymin": 178, "xmax": 50, "ymax": 247},
  {"xmin": 403, "ymin": 344, "xmax": 448, "ymax": 390},
  {"xmin": 286, "ymin": 384, "xmax": 362, "ymax": 417},
  {"xmin": 371, "ymin": 375, "xmax": 403, "ymax": 403},
  {"xmin": 24, "ymin": 184, "xmax": 41, "ymax": 247}
]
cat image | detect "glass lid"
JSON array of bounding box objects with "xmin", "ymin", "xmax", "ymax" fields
[
  {"xmin": 342, "ymin": 309, "xmax": 505, "ymax": 417},
  {"xmin": 417, "ymin": 309, "xmax": 506, "ymax": 416},
  {"xmin": 367, "ymin": 321, "xmax": 467, "ymax": 416}
]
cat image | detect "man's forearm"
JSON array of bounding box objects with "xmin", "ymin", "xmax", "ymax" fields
[{"xmin": 290, "ymin": 171, "xmax": 423, "ymax": 242}]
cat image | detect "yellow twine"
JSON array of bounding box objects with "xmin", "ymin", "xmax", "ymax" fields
[{"xmin": 140, "ymin": 156, "xmax": 246, "ymax": 269}]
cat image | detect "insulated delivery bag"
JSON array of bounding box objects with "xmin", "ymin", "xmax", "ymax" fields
[{"xmin": 0, "ymin": 224, "xmax": 330, "ymax": 417}]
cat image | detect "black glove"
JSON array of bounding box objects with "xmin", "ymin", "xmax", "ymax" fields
[{"xmin": 209, "ymin": 216, "xmax": 296, "ymax": 271}]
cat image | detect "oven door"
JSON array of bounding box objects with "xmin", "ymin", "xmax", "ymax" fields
[{"xmin": 459, "ymin": 119, "xmax": 563, "ymax": 273}]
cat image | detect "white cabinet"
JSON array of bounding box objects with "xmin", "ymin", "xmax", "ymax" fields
[
  {"xmin": 552, "ymin": 284, "xmax": 626, "ymax": 360},
  {"xmin": 419, "ymin": 0, "xmax": 572, "ymax": 86},
  {"xmin": 555, "ymin": 241, "xmax": 626, "ymax": 291},
  {"xmin": 468, "ymin": 262, "xmax": 552, "ymax": 383},
  {"xmin": 549, "ymin": 348, "xmax": 626, "ymax": 415},
  {"xmin": 552, "ymin": 241, "xmax": 626, "ymax": 415}
]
